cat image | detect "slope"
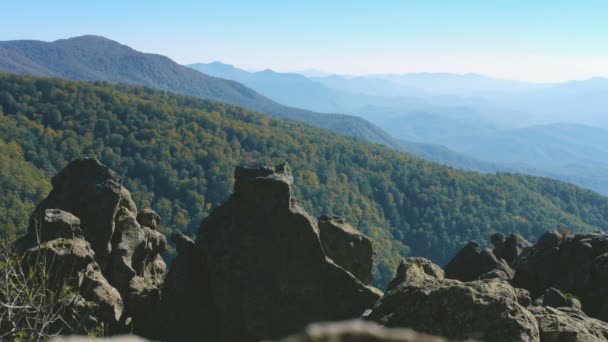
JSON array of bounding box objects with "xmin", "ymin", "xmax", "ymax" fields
[
  {"xmin": 0, "ymin": 35, "xmax": 402, "ymax": 149},
  {"xmin": 2, "ymin": 74, "xmax": 608, "ymax": 287}
]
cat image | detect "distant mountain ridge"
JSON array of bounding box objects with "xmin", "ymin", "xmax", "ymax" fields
[
  {"xmin": 0, "ymin": 35, "xmax": 501, "ymax": 174},
  {"xmin": 188, "ymin": 61, "xmax": 608, "ymax": 195},
  {"xmin": 0, "ymin": 36, "xmax": 396, "ymax": 148}
]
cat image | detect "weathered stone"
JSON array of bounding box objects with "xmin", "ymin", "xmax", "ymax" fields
[
  {"xmin": 386, "ymin": 257, "xmax": 444, "ymax": 292},
  {"xmin": 493, "ymin": 233, "xmax": 532, "ymax": 264},
  {"xmin": 30, "ymin": 209, "xmax": 83, "ymax": 242},
  {"xmin": 161, "ymin": 233, "xmax": 217, "ymax": 342},
  {"xmin": 166, "ymin": 163, "xmax": 381, "ymax": 341},
  {"xmin": 367, "ymin": 258, "xmax": 539, "ymax": 342},
  {"xmin": 318, "ymin": 214, "xmax": 375, "ymax": 284},
  {"xmin": 22, "ymin": 238, "xmax": 124, "ymax": 326},
  {"xmin": 444, "ymin": 241, "xmax": 513, "ymax": 281},
  {"xmin": 479, "ymin": 269, "xmax": 512, "ymax": 281},
  {"xmin": 491, "ymin": 232, "xmax": 506, "ymax": 249},
  {"xmin": 16, "ymin": 159, "xmax": 167, "ymax": 339},
  {"xmin": 30, "ymin": 158, "xmax": 124, "ymax": 264},
  {"xmin": 530, "ymin": 306, "xmax": 608, "ymax": 341},
  {"xmin": 136, "ymin": 209, "xmax": 161, "ymax": 230},
  {"xmin": 276, "ymin": 320, "xmax": 448, "ymax": 342},
  {"xmin": 541, "ymin": 288, "xmax": 581, "ymax": 310}
]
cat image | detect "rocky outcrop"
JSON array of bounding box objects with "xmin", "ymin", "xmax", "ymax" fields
[
  {"xmin": 438, "ymin": 230, "xmax": 608, "ymax": 341},
  {"xmin": 317, "ymin": 215, "xmax": 375, "ymax": 284},
  {"xmin": 366, "ymin": 257, "xmax": 539, "ymax": 342},
  {"xmin": 510, "ymin": 231, "xmax": 608, "ymax": 322},
  {"xmin": 386, "ymin": 257, "xmax": 444, "ymax": 291},
  {"xmin": 444, "ymin": 241, "xmax": 513, "ymax": 281},
  {"xmin": 15, "ymin": 159, "xmax": 167, "ymax": 337},
  {"xmin": 492, "ymin": 232, "xmax": 532, "ymax": 264},
  {"xmin": 276, "ymin": 320, "xmax": 448, "ymax": 342},
  {"xmin": 163, "ymin": 163, "xmax": 381, "ymax": 341},
  {"xmin": 530, "ymin": 306, "xmax": 608, "ymax": 341}
]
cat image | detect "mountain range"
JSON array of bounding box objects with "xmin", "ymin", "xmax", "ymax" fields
[
  {"xmin": 0, "ymin": 35, "xmax": 499, "ymax": 174},
  {"xmin": 189, "ymin": 61, "xmax": 608, "ymax": 194}
]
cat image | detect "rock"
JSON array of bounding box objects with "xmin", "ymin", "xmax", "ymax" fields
[
  {"xmin": 15, "ymin": 159, "xmax": 167, "ymax": 339},
  {"xmin": 541, "ymin": 288, "xmax": 581, "ymax": 310},
  {"xmin": 276, "ymin": 320, "xmax": 448, "ymax": 342},
  {"xmin": 21, "ymin": 237, "xmax": 124, "ymax": 327},
  {"xmin": 444, "ymin": 241, "xmax": 513, "ymax": 281},
  {"xmin": 511, "ymin": 232, "xmax": 566, "ymax": 297},
  {"xmin": 161, "ymin": 233, "xmax": 218, "ymax": 342},
  {"xmin": 137, "ymin": 209, "xmax": 161, "ymax": 230},
  {"xmin": 30, "ymin": 158, "xmax": 124, "ymax": 263},
  {"xmin": 479, "ymin": 269, "xmax": 512, "ymax": 281},
  {"xmin": 386, "ymin": 257, "xmax": 444, "ymax": 292},
  {"xmin": 491, "ymin": 232, "xmax": 507, "ymax": 249},
  {"xmin": 537, "ymin": 230, "xmax": 563, "ymax": 250},
  {"xmin": 592, "ymin": 252, "xmax": 608, "ymax": 286},
  {"xmin": 493, "ymin": 233, "xmax": 532, "ymax": 264},
  {"xmin": 530, "ymin": 306, "xmax": 608, "ymax": 341},
  {"xmin": 171, "ymin": 232, "xmax": 195, "ymax": 254},
  {"xmin": 29, "ymin": 209, "xmax": 83, "ymax": 242},
  {"xmin": 317, "ymin": 214, "xmax": 375, "ymax": 284},
  {"xmin": 166, "ymin": 163, "xmax": 381, "ymax": 341},
  {"xmin": 366, "ymin": 258, "xmax": 539, "ymax": 342}
]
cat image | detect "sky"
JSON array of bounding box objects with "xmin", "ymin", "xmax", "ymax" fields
[{"xmin": 2, "ymin": 0, "xmax": 608, "ymax": 82}]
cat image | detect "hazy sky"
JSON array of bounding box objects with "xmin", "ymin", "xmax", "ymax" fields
[{"xmin": 3, "ymin": 0, "xmax": 608, "ymax": 82}]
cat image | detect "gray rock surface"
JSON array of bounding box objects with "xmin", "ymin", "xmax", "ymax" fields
[
  {"xmin": 492, "ymin": 233, "xmax": 532, "ymax": 263},
  {"xmin": 444, "ymin": 241, "xmax": 513, "ymax": 281},
  {"xmin": 318, "ymin": 214, "xmax": 375, "ymax": 284},
  {"xmin": 530, "ymin": 306, "xmax": 608, "ymax": 341},
  {"xmin": 164, "ymin": 163, "xmax": 381, "ymax": 341},
  {"xmin": 366, "ymin": 257, "xmax": 540, "ymax": 342},
  {"xmin": 15, "ymin": 159, "xmax": 167, "ymax": 338}
]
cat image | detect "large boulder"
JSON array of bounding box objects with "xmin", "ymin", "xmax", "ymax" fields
[
  {"xmin": 317, "ymin": 215, "xmax": 375, "ymax": 284},
  {"xmin": 16, "ymin": 159, "xmax": 167, "ymax": 338},
  {"xmin": 386, "ymin": 257, "xmax": 444, "ymax": 292},
  {"xmin": 21, "ymin": 235, "xmax": 124, "ymax": 328},
  {"xmin": 161, "ymin": 233, "xmax": 219, "ymax": 342},
  {"xmin": 530, "ymin": 306, "xmax": 608, "ymax": 341},
  {"xmin": 492, "ymin": 233, "xmax": 532, "ymax": 264},
  {"xmin": 277, "ymin": 320, "xmax": 448, "ymax": 342},
  {"xmin": 511, "ymin": 231, "xmax": 608, "ymax": 322},
  {"xmin": 366, "ymin": 257, "xmax": 539, "ymax": 342},
  {"xmin": 165, "ymin": 163, "xmax": 381, "ymax": 341},
  {"xmin": 28, "ymin": 158, "xmax": 125, "ymax": 264},
  {"xmin": 444, "ymin": 241, "xmax": 513, "ymax": 281}
]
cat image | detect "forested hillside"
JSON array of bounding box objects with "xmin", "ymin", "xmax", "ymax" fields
[{"xmin": 2, "ymin": 73, "xmax": 608, "ymax": 286}]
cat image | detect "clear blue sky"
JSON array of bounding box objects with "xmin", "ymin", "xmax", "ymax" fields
[{"xmin": 3, "ymin": 0, "xmax": 608, "ymax": 82}]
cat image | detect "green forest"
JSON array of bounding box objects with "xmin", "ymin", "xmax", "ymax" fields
[{"xmin": 1, "ymin": 73, "xmax": 608, "ymax": 286}]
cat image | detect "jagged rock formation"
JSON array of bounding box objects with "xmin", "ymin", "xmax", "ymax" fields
[
  {"xmin": 15, "ymin": 158, "xmax": 167, "ymax": 337},
  {"xmin": 317, "ymin": 215, "xmax": 375, "ymax": 285},
  {"xmin": 365, "ymin": 257, "xmax": 539, "ymax": 341},
  {"xmin": 12, "ymin": 158, "xmax": 608, "ymax": 342},
  {"xmin": 492, "ymin": 232, "xmax": 533, "ymax": 264},
  {"xmin": 367, "ymin": 253, "xmax": 608, "ymax": 342},
  {"xmin": 163, "ymin": 163, "xmax": 381, "ymax": 341},
  {"xmin": 446, "ymin": 230, "xmax": 608, "ymax": 319},
  {"xmin": 444, "ymin": 240, "xmax": 513, "ymax": 281},
  {"xmin": 507, "ymin": 231, "xmax": 608, "ymax": 322},
  {"xmin": 530, "ymin": 306, "xmax": 608, "ymax": 341}
]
